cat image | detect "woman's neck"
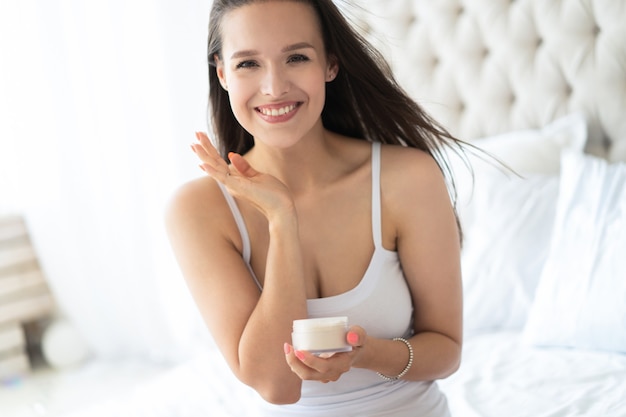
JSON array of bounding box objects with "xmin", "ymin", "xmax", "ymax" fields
[{"xmin": 246, "ymin": 128, "xmax": 346, "ymax": 196}]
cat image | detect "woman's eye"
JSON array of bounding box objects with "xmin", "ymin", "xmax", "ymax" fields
[
  {"xmin": 235, "ymin": 60, "xmax": 258, "ymax": 69},
  {"xmin": 287, "ymin": 54, "xmax": 310, "ymax": 63}
]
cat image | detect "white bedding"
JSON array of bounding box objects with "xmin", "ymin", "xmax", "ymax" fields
[
  {"xmin": 439, "ymin": 332, "xmax": 626, "ymax": 417},
  {"xmin": 60, "ymin": 332, "xmax": 626, "ymax": 417},
  {"xmin": 61, "ymin": 348, "xmax": 257, "ymax": 417}
]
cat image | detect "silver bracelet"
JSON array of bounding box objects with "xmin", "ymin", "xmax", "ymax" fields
[{"xmin": 377, "ymin": 337, "xmax": 414, "ymax": 381}]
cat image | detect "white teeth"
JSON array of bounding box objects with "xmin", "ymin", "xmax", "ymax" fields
[{"xmin": 259, "ymin": 104, "xmax": 296, "ymax": 116}]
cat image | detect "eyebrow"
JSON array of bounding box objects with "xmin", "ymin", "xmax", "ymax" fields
[{"xmin": 230, "ymin": 42, "xmax": 315, "ymax": 59}]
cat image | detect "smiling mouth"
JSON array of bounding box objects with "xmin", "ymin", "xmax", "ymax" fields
[{"xmin": 256, "ymin": 103, "xmax": 301, "ymax": 117}]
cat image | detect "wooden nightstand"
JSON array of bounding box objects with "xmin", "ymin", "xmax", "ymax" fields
[{"xmin": 0, "ymin": 215, "xmax": 55, "ymax": 381}]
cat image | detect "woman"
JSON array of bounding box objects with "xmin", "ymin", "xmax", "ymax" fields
[{"xmin": 166, "ymin": 0, "xmax": 463, "ymax": 415}]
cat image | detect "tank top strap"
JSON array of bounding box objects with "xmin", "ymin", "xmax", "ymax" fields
[
  {"xmin": 371, "ymin": 142, "xmax": 383, "ymax": 248},
  {"xmin": 216, "ymin": 182, "xmax": 262, "ymax": 290}
]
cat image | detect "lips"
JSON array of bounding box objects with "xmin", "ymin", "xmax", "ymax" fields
[{"xmin": 255, "ymin": 102, "xmax": 301, "ymax": 123}]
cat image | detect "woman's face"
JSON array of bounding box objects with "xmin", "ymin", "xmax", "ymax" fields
[{"xmin": 215, "ymin": 1, "xmax": 337, "ymax": 149}]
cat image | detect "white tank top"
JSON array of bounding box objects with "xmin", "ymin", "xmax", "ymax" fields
[{"xmin": 217, "ymin": 142, "xmax": 450, "ymax": 417}]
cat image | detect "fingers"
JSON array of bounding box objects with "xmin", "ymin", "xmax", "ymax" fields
[
  {"xmin": 284, "ymin": 343, "xmax": 350, "ymax": 383},
  {"xmin": 228, "ymin": 152, "xmax": 259, "ymax": 178},
  {"xmin": 192, "ymin": 133, "xmax": 259, "ymax": 183},
  {"xmin": 192, "ymin": 132, "xmax": 224, "ymax": 164},
  {"xmin": 346, "ymin": 325, "xmax": 367, "ymax": 348},
  {"xmin": 192, "ymin": 132, "xmax": 231, "ymax": 181}
]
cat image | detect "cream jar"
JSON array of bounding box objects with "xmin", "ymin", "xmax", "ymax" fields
[{"xmin": 292, "ymin": 316, "xmax": 352, "ymax": 357}]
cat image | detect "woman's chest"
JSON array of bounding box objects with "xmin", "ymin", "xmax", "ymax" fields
[{"xmin": 243, "ymin": 184, "xmax": 380, "ymax": 298}]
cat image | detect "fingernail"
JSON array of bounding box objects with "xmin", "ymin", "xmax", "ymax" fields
[
  {"xmin": 190, "ymin": 144, "xmax": 196, "ymax": 152},
  {"xmin": 295, "ymin": 350, "xmax": 305, "ymax": 361},
  {"xmin": 347, "ymin": 332, "xmax": 359, "ymax": 345},
  {"xmin": 283, "ymin": 343, "xmax": 291, "ymax": 355},
  {"xmin": 199, "ymin": 164, "xmax": 206, "ymax": 172}
]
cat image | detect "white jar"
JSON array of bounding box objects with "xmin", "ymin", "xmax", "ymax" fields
[{"xmin": 292, "ymin": 316, "xmax": 352, "ymax": 356}]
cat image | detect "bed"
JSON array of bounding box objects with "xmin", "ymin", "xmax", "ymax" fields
[
  {"xmin": 61, "ymin": 0, "xmax": 626, "ymax": 416},
  {"xmin": 59, "ymin": 331, "xmax": 626, "ymax": 417}
]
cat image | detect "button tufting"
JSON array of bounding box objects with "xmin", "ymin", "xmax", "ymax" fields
[
  {"xmin": 351, "ymin": 0, "xmax": 626, "ymax": 153},
  {"xmin": 593, "ymin": 25, "xmax": 600, "ymax": 36}
]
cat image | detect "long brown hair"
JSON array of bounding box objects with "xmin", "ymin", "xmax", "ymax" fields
[{"xmin": 206, "ymin": 0, "xmax": 466, "ymax": 237}]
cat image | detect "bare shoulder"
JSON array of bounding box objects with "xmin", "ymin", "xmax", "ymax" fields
[
  {"xmin": 379, "ymin": 144, "xmax": 457, "ymax": 240},
  {"xmin": 167, "ymin": 176, "xmax": 221, "ymax": 223},
  {"xmin": 165, "ymin": 176, "xmax": 238, "ymax": 252},
  {"xmin": 380, "ymin": 144, "xmax": 448, "ymax": 198}
]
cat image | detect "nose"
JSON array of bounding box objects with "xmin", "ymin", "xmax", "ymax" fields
[{"xmin": 260, "ymin": 65, "xmax": 290, "ymax": 97}]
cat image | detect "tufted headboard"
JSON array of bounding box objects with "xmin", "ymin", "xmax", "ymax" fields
[{"xmin": 340, "ymin": 0, "xmax": 626, "ymax": 161}]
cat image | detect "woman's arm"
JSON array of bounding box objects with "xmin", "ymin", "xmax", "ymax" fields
[
  {"xmin": 165, "ymin": 133, "xmax": 308, "ymax": 404},
  {"xmin": 362, "ymin": 145, "xmax": 463, "ymax": 380}
]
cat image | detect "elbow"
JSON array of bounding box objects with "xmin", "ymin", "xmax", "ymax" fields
[
  {"xmin": 258, "ymin": 386, "xmax": 302, "ymax": 405},
  {"xmin": 445, "ymin": 355, "xmax": 461, "ymax": 377},
  {"xmin": 241, "ymin": 373, "xmax": 302, "ymax": 405},
  {"xmin": 435, "ymin": 357, "xmax": 461, "ymax": 381},
  {"xmin": 439, "ymin": 343, "xmax": 462, "ymax": 379}
]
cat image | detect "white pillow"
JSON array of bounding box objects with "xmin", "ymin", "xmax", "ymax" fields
[
  {"xmin": 460, "ymin": 173, "xmax": 559, "ymax": 335},
  {"xmin": 450, "ymin": 112, "xmax": 587, "ymax": 221},
  {"xmin": 523, "ymin": 151, "xmax": 626, "ymax": 353},
  {"xmin": 459, "ymin": 112, "xmax": 588, "ymax": 176},
  {"xmin": 448, "ymin": 113, "xmax": 588, "ymax": 336}
]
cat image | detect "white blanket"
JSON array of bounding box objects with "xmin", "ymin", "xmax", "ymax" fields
[
  {"xmin": 440, "ymin": 332, "xmax": 626, "ymax": 417},
  {"xmin": 61, "ymin": 331, "xmax": 626, "ymax": 417}
]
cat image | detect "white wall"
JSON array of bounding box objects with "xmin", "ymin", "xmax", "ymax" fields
[{"xmin": 0, "ymin": 0, "xmax": 216, "ymax": 363}]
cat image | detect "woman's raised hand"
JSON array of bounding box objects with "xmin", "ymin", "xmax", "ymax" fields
[{"xmin": 191, "ymin": 132, "xmax": 295, "ymax": 222}]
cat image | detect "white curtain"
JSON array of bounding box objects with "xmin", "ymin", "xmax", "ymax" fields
[{"xmin": 0, "ymin": 0, "xmax": 215, "ymax": 363}]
